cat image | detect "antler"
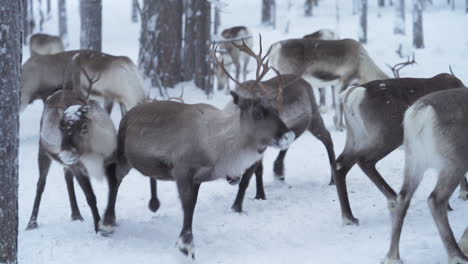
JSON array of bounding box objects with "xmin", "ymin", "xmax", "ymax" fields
[
  {"xmin": 211, "ymin": 43, "xmax": 242, "ymax": 87},
  {"xmin": 232, "ymin": 34, "xmax": 272, "ymax": 86},
  {"xmin": 386, "ymin": 53, "xmax": 416, "ymax": 78},
  {"xmin": 167, "ymin": 86, "xmax": 185, "ymax": 103},
  {"xmin": 76, "ymin": 55, "xmax": 101, "ymax": 100}
]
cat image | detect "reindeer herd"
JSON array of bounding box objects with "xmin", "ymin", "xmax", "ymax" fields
[{"xmin": 20, "ymin": 27, "xmax": 468, "ymax": 263}]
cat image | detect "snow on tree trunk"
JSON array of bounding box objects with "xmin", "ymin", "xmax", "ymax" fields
[
  {"xmin": 262, "ymin": 0, "xmax": 276, "ymax": 28},
  {"xmin": 413, "ymin": 0, "xmax": 424, "ymax": 48},
  {"xmin": 305, "ymin": 0, "xmax": 313, "ymax": 16},
  {"xmin": 0, "ymin": 1, "xmax": 21, "ymax": 263},
  {"xmin": 80, "ymin": 0, "xmax": 102, "ymax": 51},
  {"xmin": 139, "ymin": 0, "xmax": 183, "ymax": 88},
  {"xmin": 58, "ymin": 0, "xmax": 68, "ymax": 47},
  {"xmin": 359, "ymin": 0, "xmax": 368, "ymax": 43},
  {"xmin": 183, "ymin": 0, "xmax": 212, "ymax": 93},
  {"xmin": 131, "ymin": 0, "xmax": 138, "ymax": 23},
  {"xmin": 394, "ymin": 0, "xmax": 406, "ymax": 35}
]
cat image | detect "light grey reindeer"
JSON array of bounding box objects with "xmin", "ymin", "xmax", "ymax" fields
[
  {"xmin": 303, "ymin": 29, "xmax": 340, "ymax": 111},
  {"xmin": 217, "ymin": 26, "xmax": 254, "ymax": 83},
  {"xmin": 333, "ymin": 67, "xmax": 466, "ymax": 226},
  {"xmin": 21, "ymin": 50, "xmax": 147, "ymax": 115},
  {"xmin": 29, "ymin": 33, "xmax": 65, "ymax": 57},
  {"xmin": 111, "ymin": 50, "xmax": 295, "ymax": 258},
  {"xmin": 383, "ymin": 88, "xmax": 468, "ymax": 264},
  {"xmin": 269, "ymin": 36, "xmax": 389, "ymax": 130},
  {"xmin": 26, "ymin": 56, "xmax": 118, "ymax": 234},
  {"xmin": 213, "ymin": 39, "xmax": 335, "ymax": 212}
]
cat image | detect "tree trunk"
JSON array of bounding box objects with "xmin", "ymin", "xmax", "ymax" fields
[
  {"xmin": 0, "ymin": 1, "xmax": 21, "ymax": 263},
  {"xmin": 379, "ymin": 0, "xmax": 385, "ymax": 6},
  {"xmin": 262, "ymin": 0, "xmax": 276, "ymax": 28},
  {"xmin": 22, "ymin": 0, "xmax": 28, "ymax": 45},
  {"xmin": 214, "ymin": 6, "xmax": 221, "ymax": 35},
  {"xmin": 80, "ymin": 0, "xmax": 102, "ymax": 51},
  {"xmin": 359, "ymin": 0, "xmax": 368, "ymax": 43},
  {"xmin": 452, "ymin": 0, "xmax": 455, "ymax": 10},
  {"xmin": 352, "ymin": 0, "xmax": 359, "ymax": 15},
  {"xmin": 183, "ymin": 0, "xmax": 212, "ymax": 93},
  {"xmin": 47, "ymin": 0, "xmax": 51, "ymax": 15},
  {"xmin": 413, "ymin": 0, "xmax": 424, "ymax": 48},
  {"xmin": 305, "ymin": 0, "xmax": 313, "ymax": 16},
  {"xmin": 139, "ymin": 0, "xmax": 183, "ymax": 88},
  {"xmin": 394, "ymin": 0, "xmax": 405, "ymax": 35},
  {"xmin": 39, "ymin": 0, "xmax": 45, "ymax": 32},
  {"xmin": 466, "ymin": 0, "xmax": 468, "ymax": 12},
  {"xmin": 58, "ymin": 0, "xmax": 68, "ymax": 47},
  {"xmin": 131, "ymin": 0, "xmax": 138, "ymax": 23}
]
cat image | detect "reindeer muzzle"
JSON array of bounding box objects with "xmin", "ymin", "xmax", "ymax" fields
[
  {"xmin": 58, "ymin": 150, "xmax": 80, "ymax": 165},
  {"xmin": 273, "ymin": 131, "xmax": 295, "ymax": 150}
]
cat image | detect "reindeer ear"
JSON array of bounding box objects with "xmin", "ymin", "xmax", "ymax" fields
[
  {"xmin": 230, "ymin": 91, "xmax": 240, "ymax": 105},
  {"xmin": 231, "ymin": 91, "xmax": 253, "ymax": 110}
]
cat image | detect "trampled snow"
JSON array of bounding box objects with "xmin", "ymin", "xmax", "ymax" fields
[{"xmin": 19, "ymin": 0, "xmax": 468, "ymax": 264}]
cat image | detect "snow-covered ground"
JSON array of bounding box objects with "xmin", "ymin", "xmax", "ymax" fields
[{"xmin": 19, "ymin": 1, "xmax": 468, "ymax": 263}]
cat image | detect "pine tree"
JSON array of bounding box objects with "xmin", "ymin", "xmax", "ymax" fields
[
  {"xmin": 359, "ymin": 0, "xmax": 368, "ymax": 43},
  {"xmin": 80, "ymin": 0, "xmax": 102, "ymax": 51},
  {"xmin": 0, "ymin": 0, "xmax": 21, "ymax": 263},
  {"xmin": 413, "ymin": 0, "xmax": 424, "ymax": 48},
  {"xmin": 58, "ymin": 0, "xmax": 68, "ymax": 47}
]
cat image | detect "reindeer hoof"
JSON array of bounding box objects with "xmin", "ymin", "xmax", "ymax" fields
[
  {"xmin": 254, "ymin": 193, "xmax": 266, "ymax": 200},
  {"xmin": 274, "ymin": 174, "xmax": 285, "ymax": 181},
  {"xmin": 71, "ymin": 214, "xmax": 84, "ymax": 222},
  {"xmin": 176, "ymin": 235, "xmax": 195, "ymax": 260},
  {"xmin": 459, "ymin": 190, "xmax": 468, "ymax": 201},
  {"xmin": 231, "ymin": 203, "xmax": 243, "ymax": 213},
  {"xmin": 381, "ymin": 256, "xmax": 403, "ymax": 264},
  {"xmin": 342, "ymin": 216, "xmax": 359, "ymax": 226},
  {"xmin": 148, "ymin": 198, "xmax": 161, "ymax": 213},
  {"xmin": 328, "ymin": 178, "xmax": 335, "ymax": 186},
  {"xmin": 99, "ymin": 221, "xmax": 115, "ymax": 237},
  {"xmin": 26, "ymin": 220, "xmax": 38, "ymax": 230}
]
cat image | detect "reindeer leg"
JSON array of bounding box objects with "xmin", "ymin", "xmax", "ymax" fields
[
  {"xmin": 175, "ymin": 173, "xmax": 200, "ymax": 259},
  {"xmin": 119, "ymin": 103, "xmax": 128, "ymax": 117},
  {"xmin": 26, "ymin": 144, "xmax": 52, "ymax": 230},
  {"xmin": 357, "ymin": 160, "xmax": 397, "ymax": 214},
  {"xmin": 73, "ymin": 165, "xmax": 101, "ymax": 233},
  {"xmin": 64, "ymin": 168, "xmax": 84, "ymax": 222},
  {"xmin": 333, "ymin": 153, "xmax": 359, "ymax": 225},
  {"xmin": 148, "ymin": 178, "xmax": 161, "ymax": 212},
  {"xmin": 232, "ymin": 162, "xmax": 259, "ymax": 213},
  {"xmin": 273, "ymin": 150, "xmax": 288, "ymax": 181},
  {"xmin": 334, "ymin": 81, "xmax": 350, "ymax": 131},
  {"xmin": 459, "ymin": 177, "xmax": 468, "ymax": 201},
  {"xmin": 428, "ymin": 169, "xmax": 468, "ymax": 263},
  {"xmin": 308, "ymin": 116, "xmax": 336, "ymax": 185},
  {"xmin": 101, "ymin": 163, "xmax": 120, "ymax": 236},
  {"xmin": 319, "ymin": 87, "xmax": 327, "ymax": 112},
  {"xmin": 254, "ymin": 162, "xmax": 266, "ymax": 200},
  {"xmin": 383, "ymin": 165, "xmax": 423, "ymax": 264}
]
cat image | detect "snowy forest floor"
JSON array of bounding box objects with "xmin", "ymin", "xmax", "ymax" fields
[{"xmin": 18, "ymin": 0, "xmax": 468, "ymax": 263}]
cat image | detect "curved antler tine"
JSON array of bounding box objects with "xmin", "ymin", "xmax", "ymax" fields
[
  {"xmin": 449, "ymin": 65, "xmax": 456, "ymax": 77},
  {"xmin": 258, "ymin": 34, "xmax": 263, "ymax": 57}
]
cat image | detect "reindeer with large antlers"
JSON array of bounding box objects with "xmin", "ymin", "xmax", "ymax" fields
[
  {"xmin": 214, "ymin": 36, "xmax": 336, "ymax": 212},
  {"xmin": 332, "ymin": 57, "xmax": 466, "ymax": 226},
  {"xmin": 26, "ymin": 54, "xmax": 119, "ymax": 234}
]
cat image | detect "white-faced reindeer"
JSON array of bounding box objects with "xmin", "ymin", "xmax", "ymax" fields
[
  {"xmin": 383, "ymin": 88, "xmax": 468, "ymax": 264},
  {"xmin": 333, "ymin": 67, "xmax": 466, "ymax": 226},
  {"xmin": 302, "ymin": 29, "xmax": 340, "ymax": 111},
  {"xmin": 26, "ymin": 58, "xmax": 119, "ymax": 234},
  {"xmin": 111, "ymin": 52, "xmax": 295, "ymax": 258},
  {"xmin": 269, "ymin": 36, "xmax": 389, "ymax": 130},
  {"xmin": 213, "ymin": 38, "xmax": 335, "ymax": 212},
  {"xmin": 29, "ymin": 33, "xmax": 65, "ymax": 57},
  {"xmin": 215, "ymin": 26, "xmax": 254, "ymax": 91},
  {"xmin": 21, "ymin": 50, "xmax": 147, "ymax": 115}
]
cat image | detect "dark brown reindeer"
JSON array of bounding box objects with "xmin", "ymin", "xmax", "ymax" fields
[
  {"xmin": 333, "ymin": 61, "xmax": 466, "ymax": 225},
  {"xmin": 269, "ymin": 36, "xmax": 389, "ymax": 130},
  {"xmin": 110, "ymin": 47, "xmax": 295, "ymax": 258},
  {"xmin": 26, "ymin": 57, "xmax": 119, "ymax": 234},
  {"xmin": 29, "ymin": 33, "xmax": 65, "ymax": 57},
  {"xmin": 383, "ymin": 88, "xmax": 468, "ymax": 264},
  {"xmin": 213, "ymin": 39, "xmax": 335, "ymax": 212},
  {"xmin": 21, "ymin": 50, "xmax": 147, "ymax": 115}
]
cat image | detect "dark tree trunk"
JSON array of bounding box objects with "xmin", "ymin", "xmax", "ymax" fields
[
  {"xmin": 47, "ymin": 0, "xmax": 51, "ymax": 15},
  {"xmin": 80, "ymin": 0, "xmax": 102, "ymax": 51},
  {"xmin": 313, "ymin": 0, "xmax": 318, "ymax": 6},
  {"xmin": 262, "ymin": 0, "xmax": 276, "ymax": 28},
  {"xmin": 466, "ymin": 0, "xmax": 468, "ymax": 12},
  {"xmin": 139, "ymin": 0, "xmax": 183, "ymax": 88},
  {"xmin": 58, "ymin": 0, "xmax": 68, "ymax": 47},
  {"xmin": 394, "ymin": 0, "xmax": 405, "ymax": 35},
  {"xmin": 39, "ymin": 0, "xmax": 45, "ymax": 32},
  {"xmin": 214, "ymin": 6, "xmax": 221, "ymax": 35},
  {"xmin": 131, "ymin": 0, "xmax": 138, "ymax": 23},
  {"xmin": 0, "ymin": 1, "xmax": 21, "ymax": 263},
  {"xmin": 379, "ymin": 0, "xmax": 385, "ymax": 6},
  {"xmin": 305, "ymin": 0, "xmax": 313, "ymax": 16},
  {"xmin": 183, "ymin": 0, "xmax": 212, "ymax": 93},
  {"xmin": 413, "ymin": 0, "xmax": 424, "ymax": 48},
  {"xmin": 359, "ymin": 0, "xmax": 368, "ymax": 43}
]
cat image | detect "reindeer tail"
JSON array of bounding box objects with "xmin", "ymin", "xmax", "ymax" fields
[{"xmin": 358, "ymin": 46, "xmax": 389, "ymax": 82}]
